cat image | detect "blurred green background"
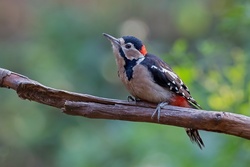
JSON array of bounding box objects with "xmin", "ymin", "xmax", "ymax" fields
[{"xmin": 1, "ymin": 0, "xmax": 250, "ymax": 166}]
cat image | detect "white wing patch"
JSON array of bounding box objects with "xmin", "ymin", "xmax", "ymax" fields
[
  {"xmin": 151, "ymin": 65, "xmax": 178, "ymax": 80},
  {"xmin": 151, "ymin": 65, "xmax": 184, "ymax": 85},
  {"xmin": 151, "ymin": 65, "xmax": 186, "ymax": 95}
]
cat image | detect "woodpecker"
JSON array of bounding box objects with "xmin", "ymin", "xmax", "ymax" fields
[{"xmin": 103, "ymin": 33, "xmax": 204, "ymax": 149}]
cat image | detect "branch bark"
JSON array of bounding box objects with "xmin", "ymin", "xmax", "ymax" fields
[{"xmin": 1, "ymin": 67, "xmax": 250, "ymax": 140}]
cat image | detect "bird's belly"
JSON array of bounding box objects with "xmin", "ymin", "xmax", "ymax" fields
[
  {"xmin": 128, "ymin": 79, "xmax": 173, "ymax": 103},
  {"xmin": 120, "ymin": 68, "xmax": 173, "ymax": 103}
]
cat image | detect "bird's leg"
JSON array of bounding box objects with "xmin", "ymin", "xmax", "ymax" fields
[{"xmin": 151, "ymin": 102, "xmax": 168, "ymax": 122}]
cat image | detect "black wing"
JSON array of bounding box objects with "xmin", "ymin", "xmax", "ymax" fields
[{"xmin": 141, "ymin": 53, "xmax": 201, "ymax": 109}]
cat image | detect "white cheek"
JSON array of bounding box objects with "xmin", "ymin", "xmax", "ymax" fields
[{"xmin": 126, "ymin": 49, "xmax": 143, "ymax": 60}]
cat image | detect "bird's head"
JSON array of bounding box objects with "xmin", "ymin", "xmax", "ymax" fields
[{"xmin": 103, "ymin": 33, "xmax": 147, "ymax": 61}]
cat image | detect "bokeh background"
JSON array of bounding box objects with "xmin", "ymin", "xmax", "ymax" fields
[{"xmin": 1, "ymin": 0, "xmax": 250, "ymax": 166}]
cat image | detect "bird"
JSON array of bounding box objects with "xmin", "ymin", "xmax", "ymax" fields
[{"xmin": 103, "ymin": 33, "xmax": 204, "ymax": 149}]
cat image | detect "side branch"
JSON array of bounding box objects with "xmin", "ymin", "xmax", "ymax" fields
[{"xmin": 1, "ymin": 68, "xmax": 250, "ymax": 140}]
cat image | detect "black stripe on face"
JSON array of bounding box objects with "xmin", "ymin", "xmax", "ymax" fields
[
  {"xmin": 119, "ymin": 48, "xmax": 136, "ymax": 81},
  {"xmin": 119, "ymin": 48, "xmax": 126, "ymax": 59}
]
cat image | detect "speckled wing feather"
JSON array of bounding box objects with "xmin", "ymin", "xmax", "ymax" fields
[{"xmin": 141, "ymin": 54, "xmax": 201, "ymax": 109}]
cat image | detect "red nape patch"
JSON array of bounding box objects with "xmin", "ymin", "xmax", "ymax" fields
[
  {"xmin": 170, "ymin": 96, "xmax": 190, "ymax": 108},
  {"xmin": 140, "ymin": 45, "xmax": 147, "ymax": 55}
]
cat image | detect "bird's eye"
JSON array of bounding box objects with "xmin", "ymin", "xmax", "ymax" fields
[{"xmin": 125, "ymin": 44, "xmax": 132, "ymax": 49}]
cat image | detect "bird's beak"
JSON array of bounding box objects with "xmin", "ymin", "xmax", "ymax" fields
[{"xmin": 103, "ymin": 33, "xmax": 120, "ymax": 48}]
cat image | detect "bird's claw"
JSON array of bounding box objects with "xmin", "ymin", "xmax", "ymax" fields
[
  {"xmin": 127, "ymin": 96, "xmax": 141, "ymax": 102},
  {"xmin": 127, "ymin": 96, "xmax": 135, "ymax": 102},
  {"xmin": 151, "ymin": 102, "xmax": 168, "ymax": 122}
]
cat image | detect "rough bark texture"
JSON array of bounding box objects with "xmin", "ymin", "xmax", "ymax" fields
[{"xmin": 1, "ymin": 67, "xmax": 250, "ymax": 140}]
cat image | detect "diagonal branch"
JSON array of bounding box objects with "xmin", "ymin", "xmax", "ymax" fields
[{"xmin": 1, "ymin": 67, "xmax": 250, "ymax": 140}]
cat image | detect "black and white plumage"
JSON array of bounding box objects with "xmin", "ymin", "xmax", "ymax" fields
[{"xmin": 103, "ymin": 33, "xmax": 204, "ymax": 149}]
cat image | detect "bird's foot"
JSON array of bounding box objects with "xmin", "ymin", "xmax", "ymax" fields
[
  {"xmin": 127, "ymin": 96, "xmax": 135, "ymax": 102},
  {"xmin": 127, "ymin": 96, "xmax": 141, "ymax": 102},
  {"xmin": 151, "ymin": 102, "xmax": 168, "ymax": 122}
]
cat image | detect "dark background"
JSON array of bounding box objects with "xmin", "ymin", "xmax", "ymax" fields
[{"xmin": 0, "ymin": 0, "xmax": 250, "ymax": 166}]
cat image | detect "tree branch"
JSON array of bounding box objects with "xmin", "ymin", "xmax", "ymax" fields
[{"xmin": 1, "ymin": 67, "xmax": 250, "ymax": 140}]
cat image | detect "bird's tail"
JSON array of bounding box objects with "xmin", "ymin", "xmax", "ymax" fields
[
  {"xmin": 185, "ymin": 128, "xmax": 204, "ymax": 149},
  {"xmin": 186, "ymin": 100, "xmax": 204, "ymax": 149}
]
